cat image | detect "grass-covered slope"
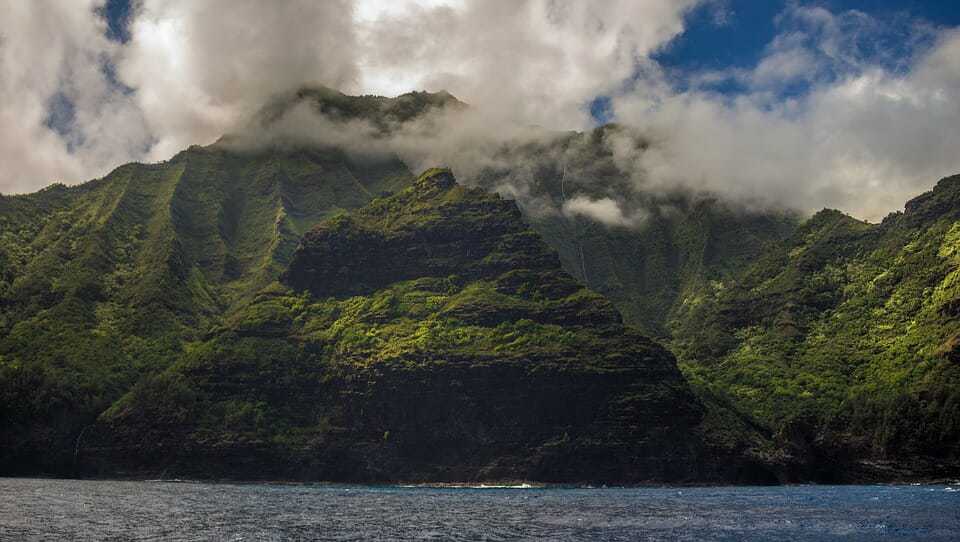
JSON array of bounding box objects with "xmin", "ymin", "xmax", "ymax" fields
[
  {"xmin": 674, "ymin": 175, "xmax": 960, "ymax": 478},
  {"xmin": 0, "ymin": 142, "xmax": 412, "ymax": 474},
  {"xmin": 83, "ymin": 169, "xmax": 769, "ymax": 483}
]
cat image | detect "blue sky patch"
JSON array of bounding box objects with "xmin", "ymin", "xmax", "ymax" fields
[
  {"xmin": 655, "ymin": 0, "xmax": 960, "ymax": 74},
  {"xmin": 101, "ymin": 0, "xmax": 133, "ymax": 43}
]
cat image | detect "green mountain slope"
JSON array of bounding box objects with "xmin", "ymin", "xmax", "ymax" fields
[
  {"xmin": 81, "ymin": 169, "xmax": 772, "ymax": 483},
  {"xmin": 674, "ymin": 175, "xmax": 960, "ymax": 478},
  {"xmin": 0, "ymin": 139, "xmax": 412, "ymax": 473}
]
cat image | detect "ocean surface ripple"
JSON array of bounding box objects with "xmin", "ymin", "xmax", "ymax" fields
[{"xmin": 2, "ymin": 478, "xmax": 959, "ymax": 541}]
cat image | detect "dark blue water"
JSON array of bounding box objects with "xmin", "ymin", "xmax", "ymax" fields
[{"xmin": 2, "ymin": 479, "xmax": 959, "ymax": 541}]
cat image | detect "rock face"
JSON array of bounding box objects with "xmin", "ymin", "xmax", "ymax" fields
[
  {"xmin": 283, "ymin": 169, "xmax": 563, "ymax": 300},
  {"xmin": 82, "ymin": 169, "xmax": 758, "ymax": 483}
]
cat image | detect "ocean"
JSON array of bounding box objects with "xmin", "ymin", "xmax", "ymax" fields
[{"xmin": 2, "ymin": 478, "xmax": 958, "ymax": 540}]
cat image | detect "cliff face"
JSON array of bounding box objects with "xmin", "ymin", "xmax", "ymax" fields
[
  {"xmin": 82, "ymin": 169, "xmax": 769, "ymax": 483},
  {"xmin": 282, "ymin": 169, "xmax": 564, "ymax": 299}
]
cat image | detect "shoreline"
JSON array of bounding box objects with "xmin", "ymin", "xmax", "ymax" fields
[{"xmin": 4, "ymin": 474, "xmax": 959, "ymax": 489}]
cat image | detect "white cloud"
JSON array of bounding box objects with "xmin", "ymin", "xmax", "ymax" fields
[
  {"xmin": 354, "ymin": 0, "xmax": 464, "ymax": 23},
  {"xmin": 119, "ymin": 0, "xmax": 359, "ymax": 161},
  {"xmin": 610, "ymin": 9, "xmax": 960, "ymax": 220},
  {"xmin": 750, "ymin": 46, "xmax": 817, "ymax": 89},
  {"xmin": 2, "ymin": 1, "xmax": 960, "ymax": 224},
  {"xmin": 562, "ymin": 196, "xmax": 645, "ymax": 227},
  {"xmin": 0, "ymin": 0, "xmax": 150, "ymax": 194},
  {"xmin": 1, "ymin": 0, "xmax": 698, "ymax": 194},
  {"xmin": 355, "ymin": 0, "xmax": 700, "ymax": 131}
]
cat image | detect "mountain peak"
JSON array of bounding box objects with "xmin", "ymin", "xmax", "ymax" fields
[
  {"xmin": 254, "ymin": 86, "xmax": 466, "ymax": 129},
  {"xmin": 805, "ymin": 208, "xmax": 863, "ymax": 228},
  {"xmin": 902, "ymin": 173, "xmax": 960, "ymax": 223},
  {"xmin": 413, "ymin": 167, "xmax": 457, "ymax": 190},
  {"xmin": 283, "ymin": 168, "xmax": 571, "ymax": 301}
]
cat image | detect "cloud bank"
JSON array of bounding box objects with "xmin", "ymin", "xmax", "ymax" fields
[
  {"xmin": 2, "ymin": 1, "xmax": 960, "ymax": 221},
  {"xmin": 611, "ymin": 7, "xmax": 960, "ymax": 220}
]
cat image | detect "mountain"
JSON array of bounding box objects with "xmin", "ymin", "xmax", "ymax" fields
[
  {"xmin": 243, "ymin": 88, "xmax": 800, "ymax": 339},
  {"xmin": 3, "ymin": 86, "xmax": 959, "ymax": 483},
  {"xmin": 0, "ymin": 91, "xmax": 424, "ymax": 473},
  {"xmin": 79, "ymin": 169, "xmax": 775, "ymax": 483},
  {"xmin": 673, "ymin": 175, "xmax": 960, "ymax": 480},
  {"xmin": 0, "ymin": 87, "xmax": 779, "ymax": 481},
  {"xmin": 472, "ymin": 126, "xmax": 798, "ymax": 337}
]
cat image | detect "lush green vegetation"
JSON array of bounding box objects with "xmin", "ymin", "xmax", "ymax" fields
[
  {"xmin": 274, "ymin": 169, "xmax": 633, "ymax": 367},
  {"xmin": 477, "ymin": 127, "xmax": 960, "ymax": 472},
  {"xmin": 673, "ymin": 176, "xmax": 960, "ymax": 464},
  {"xmin": 0, "ymin": 112, "xmax": 414, "ymax": 473}
]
